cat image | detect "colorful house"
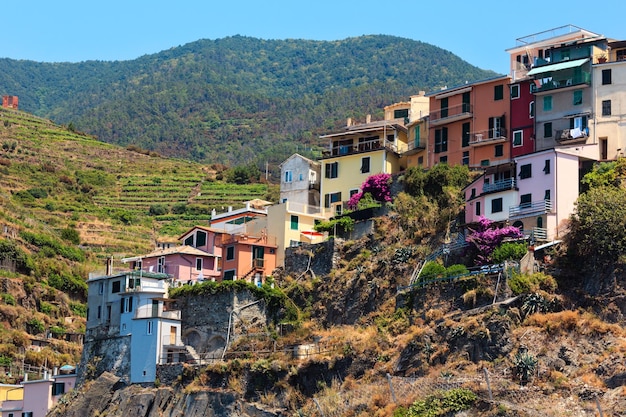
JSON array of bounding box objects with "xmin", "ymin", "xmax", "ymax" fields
[
  {"xmin": 427, "ymin": 75, "xmax": 512, "ymax": 169},
  {"xmin": 122, "ymin": 244, "xmax": 221, "ymax": 285},
  {"xmin": 593, "ymin": 40, "xmax": 626, "ymax": 160},
  {"xmin": 84, "ymin": 270, "xmax": 184, "ymax": 383},
  {"xmin": 464, "ymin": 145, "xmax": 598, "ymax": 241},
  {"xmin": 319, "ymin": 105, "xmax": 409, "ymax": 216},
  {"xmin": 0, "ymin": 370, "xmax": 76, "ymax": 417},
  {"xmin": 279, "ymin": 153, "xmax": 321, "ymax": 207}
]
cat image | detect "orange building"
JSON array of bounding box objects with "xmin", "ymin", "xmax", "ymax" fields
[
  {"xmin": 427, "ymin": 75, "xmax": 512, "ymax": 169},
  {"xmin": 2, "ymin": 95, "xmax": 18, "ymax": 110}
]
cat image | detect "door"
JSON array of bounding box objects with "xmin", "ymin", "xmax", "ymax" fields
[
  {"xmin": 252, "ymin": 246, "xmax": 265, "ymax": 268},
  {"xmin": 170, "ymin": 326, "xmax": 176, "ymax": 345}
]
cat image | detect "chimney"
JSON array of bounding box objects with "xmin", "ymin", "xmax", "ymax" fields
[
  {"xmin": 366, "ymin": 114, "xmax": 371, "ymax": 124},
  {"xmin": 346, "ymin": 117, "xmax": 352, "ymax": 127},
  {"xmin": 106, "ymin": 256, "xmax": 113, "ymax": 275}
]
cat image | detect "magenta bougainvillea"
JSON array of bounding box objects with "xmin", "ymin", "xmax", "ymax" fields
[
  {"xmin": 347, "ymin": 173, "xmax": 393, "ymax": 210},
  {"xmin": 465, "ymin": 216, "xmax": 524, "ymax": 265}
]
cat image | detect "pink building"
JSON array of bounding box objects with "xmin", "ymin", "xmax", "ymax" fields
[
  {"xmin": 0, "ymin": 371, "xmax": 76, "ymax": 417},
  {"xmin": 464, "ymin": 144, "xmax": 597, "ymax": 241}
]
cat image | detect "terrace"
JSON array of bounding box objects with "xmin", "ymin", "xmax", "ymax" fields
[
  {"xmin": 483, "ymin": 178, "xmax": 516, "ymax": 193},
  {"xmin": 429, "ymin": 103, "xmax": 472, "ymax": 125},
  {"xmin": 469, "ymin": 128, "xmax": 508, "ymax": 146},
  {"xmin": 509, "ymin": 200, "xmax": 552, "ymax": 219}
]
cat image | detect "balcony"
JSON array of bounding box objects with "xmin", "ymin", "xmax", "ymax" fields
[
  {"xmin": 162, "ymin": 335, "xmax": 185, "ymax": 347},
  {"xmin": 322, "ymin": 138, "xmax": 398, "ymax": 159},
  {"xmin": 524, "ymin": 227, "xmax": 548, "ymax": 241},
  {"xmin": 429, "ymin": 103, "xmax": 472, "ymax": 125},
  {"xmin": 482, "ymin": 178, "xmax": 516, "ymax": 193},
  {"xmin": 469, "ymin": 128, "xmax": 508, "ymax": 146},
  {"xmin": 134, "ymin": 309, "xmax": 181, "ymax": 320},
  {"xmin": 531, "ymin": 71, "xmax": 591, "ymax": 93},
  {"xmin": 285, "ymin": 201, "xmax": 323, "ymax": 216},
  {"xmin": 220, "ymin": 233, "xmax": 277, "ymax": 246},
  {"xmin": 509, "ymin": 200, "xmax": 552, "ymax": 219}
]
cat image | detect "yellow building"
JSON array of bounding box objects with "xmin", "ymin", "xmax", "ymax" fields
[{"xmin": 319, "ymin": 106, "xmax": 410, "ymax": 216}]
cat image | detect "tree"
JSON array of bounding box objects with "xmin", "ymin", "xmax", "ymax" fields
[
  {"xmin": 465, "ymin": 216, "xmax": 524, "ymax": 265},
  {"xmin": 566, "ymin": 185, "xmax": 626, "ymax": 270}
]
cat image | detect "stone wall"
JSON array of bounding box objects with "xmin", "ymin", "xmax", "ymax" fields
[
  {"xmin": 76, "ymin": 334, "xmax": 131, "ymax": 386},
  {"xmin": 175, "ymin": 289, "xmax": 268, "ymax": 358},
  {"xmin": 283, "ymin": 238, "xmax": 338, "ymax": 277}
]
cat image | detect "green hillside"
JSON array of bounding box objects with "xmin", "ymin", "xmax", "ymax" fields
[{"xmin": 0, "ymin": 35, "xmax": 498, "ymax": 171}]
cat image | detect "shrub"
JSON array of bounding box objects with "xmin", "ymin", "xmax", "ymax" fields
[
  {"xmin": 70, "ymin": 302, "xmax": 87, "ymax": 317},
  {"xmin": 1, "ymin": 293, "xmax": 15, "ymax": 306},
  {"xmin": 60, "ymin": 227, "xmax": 80, "ymax": 245},
  {"xmin": 27, "ymin": 318, "xmax": 45, "ymax": 335},
  {"xmin": 514, "ymin": 351, "xmax": 538, "ymax": 384},
  {"xmin": 419, "ymin": 261, "xmax": 446, "ymax": 281},
  {"xmin": 149, "ymin": 204, "xmax": 169, "ymax": 216},
  {"xmin": 400, "ymin": 388, "xmax": 477, "ymax": 416},
  {"xmin": 445, "ymin": 264, "xmax": 469, "ymax": 278},
  {"xmin": 508, "ymin": 271, "xmax": 557, "ymax": 295},
  {"xmin": 491, "ymin": 242, "xmax": 527, "ymax": 263}
]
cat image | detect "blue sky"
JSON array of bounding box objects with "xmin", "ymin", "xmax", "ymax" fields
[{"xmin": 3, "ymin": 1, "xmax": 625, "ymax": 75}]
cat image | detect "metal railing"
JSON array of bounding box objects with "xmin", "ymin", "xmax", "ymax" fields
[
  {"xmin": 134, "ymin": 310, "xmax": 181, "ymax": 320},
  {"xmin": 469, "ymin": 128, "xmax": 507, "ymax": 145},
  {"xmin": 524, "ymin": 227, "xmax": 548, "ymax": 241},
  {"xmin": 482, "ymin": 178, "xmax": 516, "ymax": 193},
  {"xmin": 429, "ymin": 103, "xmax": 472, "ymax": 122},
  {"xmin": 531, "ymin": 72, "xmax": 591, "ymax": 93},
  {"xmin": 509, "ymin": 200, "xmax": 552, "ymax": 218},
  {"xmin": 325, "ymin": 138, "xmax": 397, "ymax": 158}
]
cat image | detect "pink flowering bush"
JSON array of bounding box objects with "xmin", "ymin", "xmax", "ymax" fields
[
  {"xmin": 348, "ymin": 173, "xmax": 392, "ymax": 210},
  {"xmin": 465, "ymin": 216, "xmax": 524, "ymax": 265}
]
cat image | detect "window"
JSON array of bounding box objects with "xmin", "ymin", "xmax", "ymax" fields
[
  {"xmin": 349, "ymin": 189, "xmax": 359, "ymax": 197},
  {"xmin": 519, "ymin": 164, "xmax": 532, "ymax": 179},
  {"xmin": 157, "ymin": 256, "xmax": 165, "ymax": 273},
  {"xmin": 489, "ymin": 116, "xmax": 505, "ymax": 138},
  {"xmin": 325, "ymin": 162, "xmax": 338, "ymax": 179},
  {"xmin": 223, "ymin": 270, "xmax": 235, "ymax": 280},
  {"xmin": 394, "ymin": 108, "xmax": 409, "ymax": 119},
  {"xmin": 120, "ymin": 296, "xmax": 133, "ymax": 313},
  {"xmin": 462, "ymin": 122, "xmax": 470, "ymax": 147},
  {"xmin": 226, "ymin": 246, "xmax": 235, "ymax": 261},
  {"xmin": 440, "ymin": 97, "xmax": 448, "ymax": 118},
  {"xmin": 494, "ymin": 84, "xmax": 504, "ymax": 101},
  {"xmin": 147, "ymin": 321, "xmax": 153, "ymax": 335},
  {"xmin": 462, "ymin": 151, "xmax": 469, "ymax": 166},
  {"xmin": 98, "ymin": 282, "xmax": 104, "ymax": 294},
  {"xmin": 543, "ymin": 96, "xmax": 552, "ymax": 111},
  {"xmin": 544, "ymin": 190, "xmax": 551, "ymax": 201},
  {"xmin": 195, "ymin": 258, "xmax": 202, "ymax": 271},
  {"xmin": 21, "ymin": 413, "xmax": 33, "ymax": 417},
  {"xmin": 570, "ymin": 116, "xmax": 588, "ymax": 130},
  {"xmin": 513, "ymin": 130, "xmax": 523, "ymax": 147},
  {"xmin": 52, "ymin": 382, "xmax": 65, "ymax": 396},
  {"xmin": 112, "ymin": 281, "xmax": 121, "ymax": 293},
  {"xmin": 476, "ymin": 201, "xmax": 481, "ymax": 216},
  {"xmin": 290, "ymin": 215, "xmax": 299, "ymax": 231},
  {"xmin": 184, "ymin": 235, "xmax": 194, "ymax": 246},
  {"xmin": 480, "ymin": 159, "xmax": 490, "ymax": 167},
  {"xmin": 360, "ymin": 157, "xmax": 370, "ymax": 173},
  {"xmin": 573, "ymin": 90, "xmax": 583, "ymax": 105},
  {"xmin": 602, "ymin": 69, "xmax": 612, "ymax": 85},
  {"xmin": 196, "ymin": 231, "xmax": 206, "ymax": 247},
  {"xmin": 439, "ymin": 156, "xmax": 448, "ymax": 163},
  {"xmin": 470, "ymin": 188, "xmax": 476, "ymax": 199},
  {"xmin": 324, "ymin": 192, "xmax": 342, "ymax": 208},
  {"xmin": 602, "ymin": 100, "xmax": 612, "ymax": 116},
  {"xmin": 543, "ymin": 122, "xmax": 552, "ymax": 138},
  {"xmin": 434, "ymin": 127, "xmax": 448, "ymax": 153},
  {"xmin": 494, "ymin": 144, "xmax": 504, "ymax": 157},
  {"xmin": 520, "ymin": 193, "xmax": 532, "ymax": 208},
  {"xmin": 491, "ymin": 198, "xmax": 503, "ymax": 213},
  {"xmin": 413, "ymin": 125, "xmax": 421, "ymax": 148},
  {"xmin": 510, "ymin": 84, "xmax": 520, "ymax": 99},
  {"xmin": 97, "ymin": 305, "xmax": 101, "ymax": 319},
  {"xmin": 529, "ymin": 101, "xmax": 535, "ymax": 119},
  {"xmin": 543, "ymin": 159, "xmax": 551, "ymax": 174},
  {"xmin": 284, "ymin": 170, "xmax": 293, "ymax": 183},
  {"xmin": 417, "ymin": 156, "xmax": 424, "ymax": 166}
]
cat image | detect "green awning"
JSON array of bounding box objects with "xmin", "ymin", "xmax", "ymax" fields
[{"xmin": 527, "ymin": 58, "xmax": 589, "ymax": 76}]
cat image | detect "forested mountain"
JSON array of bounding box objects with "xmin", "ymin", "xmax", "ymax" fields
[{"xmin": 0, "ymin": 35, "xmax": 497, "ymax": 171}]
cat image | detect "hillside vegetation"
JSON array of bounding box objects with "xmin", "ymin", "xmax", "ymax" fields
[
  {"xmin": 0, "ymin": 108, "xmax": 273, "ymax": 381},
  {"xmin": 0, "ymin": 35, "xmax": 497, "ymax": 170}
]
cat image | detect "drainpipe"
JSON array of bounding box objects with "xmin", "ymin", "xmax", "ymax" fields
[{"xmin": 221, "ymin": 299, "xmax": 262, "ymax": 360}]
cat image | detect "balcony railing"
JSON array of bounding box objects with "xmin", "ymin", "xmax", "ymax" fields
[
  {"xmin": 252, "ymin": 258, "xmax": 264, "ymax": 269},
  {"xmin": 523, "ymin": 227, "xmax": 548, "ymax": 241},
  {"xmin": 324, "ymin": 138, "xmax": 398, "ymax": 158},
  {"xmin": 483, "ymin": 178, "xmax": 516, "ymax": 193},
  {"xmin": 509, "ymin": 200, "xmax": 552, "ymax": 219},
  {"xmin": 531, "ymin": 72, "xmax": 591, "ymax": 93},
  {"xmin": 469, "ymin": 128, "xmax": 507, "ymax": 146},
  {"xmin": 285, "ymin": 201, "xmax": 322, "ymax": 216},
  {"xmin": 161, "ymin": 335, "xmax": 184, "ymax": 347},
  {"xmin": 134, "ymin": 309, "xmax": 181, "ymax": 320},
  {"xmin": 429, "ymin": 103, "xmax": 472, "ymax": 123}
]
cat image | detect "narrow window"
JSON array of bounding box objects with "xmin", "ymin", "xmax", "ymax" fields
[
  {"xmin": 543, "ymin": 96, "xmax": 552, "ymax": 111},
  {"xmin": 147, "ymin": 321, "xmax": 153, "ymax": 335},
  {"xmin": 360, "ymin": 157, "xmax": 370, "ymax": 174},
  {"xmin": 476, "ymin": 201, "xmax": 481, "ymax": 216},
  {"xmin": 543, "ymin": 159, "xmax": 551, "ymax": 174},
  {"xmin": 519, "ymin": 164, "xmax": 532, "ymax": 179},
  {"xmin": 495, "ymin": 144, "xmax": 504, "ymax": 157},
  {"xmin": 520, "ymin": 193, "xmax": 532, "ymax": 208},
  {"xmin": 290, "ymin": 215, "xmax": 299, "ymax": 231},
  {"xmin": 195, "ymin": 258, "xmax": 202, "ymax": 271},
  {"xmin": 513, "ymin": 130, "xmax": 523, "ymax": 147},
  {"xmin": 284, "ymin": 170, "xmax": 293, "ymax": 183},
  {"xmin": 494, "ymin": 85, "xmax": 504, "ymax": 101},
  {"xmin": 602, "ymin": 69, "xmax": 612, "ymax": 85},
  {"xmin": 226, "ymin": 246, "xmax": 235, "ymax": 261},
  {"xmin": 602, "ymin": 100, "xmax": 612, "ymax": 116},
  {"xmin": 510, "ymin": 84, "xmax": 520, "ymax": 99},
  {"xmin": 543, "ymin": 122, "xmax": 552, "ymax": 138},
  {"xmin": 573, "ymin": 90, "xmax": 583, "ymax": 105}
]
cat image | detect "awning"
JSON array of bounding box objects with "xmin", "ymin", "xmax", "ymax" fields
[{"xmin": 527, "ymin": 58, "xmax": 589, "ymax": 76}]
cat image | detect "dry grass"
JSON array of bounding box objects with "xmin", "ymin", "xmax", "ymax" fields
[{"xmin": 525, "ymin": 310, "xmax": 625, "ymax": 336}]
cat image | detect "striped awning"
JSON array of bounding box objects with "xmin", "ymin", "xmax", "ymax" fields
[{"xmin": 527, "ymin": 58, "xmax": 589, "ymax": 76}]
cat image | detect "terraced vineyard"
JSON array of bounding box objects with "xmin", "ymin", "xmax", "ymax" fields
[{"xmin": 0, "ymin": 107, "xmax": 274, "ymax": 253}]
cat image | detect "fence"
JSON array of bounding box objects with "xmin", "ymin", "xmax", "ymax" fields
[{"xmin": 299, "ymin": 368, "xmax": 606, "ymax": 417}]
